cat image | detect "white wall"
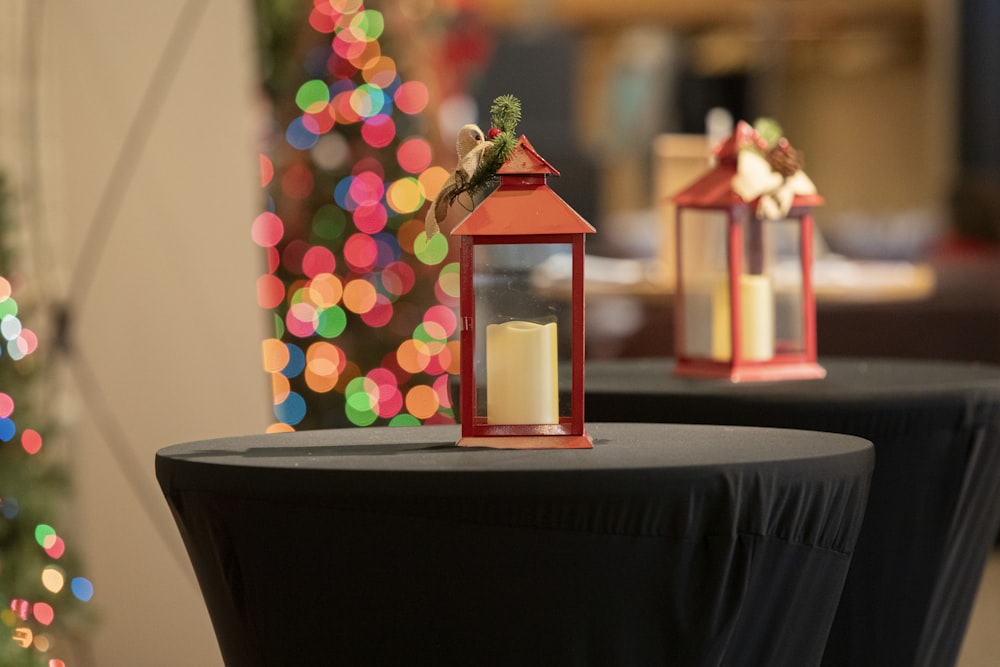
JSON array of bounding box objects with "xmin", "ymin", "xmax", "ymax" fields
[{"xmin": 34, "ymin": 1, "xmax": 269, "ymax": 664}]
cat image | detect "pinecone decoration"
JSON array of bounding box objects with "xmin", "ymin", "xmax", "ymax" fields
[{"xmin": 765, "ymin": 138, "xmax": 802, "ymax": 178}]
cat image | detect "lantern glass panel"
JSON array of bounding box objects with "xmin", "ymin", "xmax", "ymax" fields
[
  {"xmin": 472, "ymin": 242, "xmax": 572, "ymax": 425},
  {"xmin": 768, "ymin": 217, "xmax": 806, "ymax": 355},
  {"xmin": 678, "ymin": 208, "xmax": 731, "ymax": 360},
  {"xmin": 735, "ymin": 213, "xmax": 777, "ymax": 361}
]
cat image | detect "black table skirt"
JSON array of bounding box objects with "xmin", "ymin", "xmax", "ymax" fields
[
  {"xmin": 156, "ymin": 423, "xmax": 872, "ymax": 667},
  {"xmin": 575, "ymin": 358, "xmax": 1000, "ymax": 667}
]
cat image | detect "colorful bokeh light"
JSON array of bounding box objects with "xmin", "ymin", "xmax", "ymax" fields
[
  {"xmin": 396, "ymin": 138, "xmax": 432, "ymax": 174},
  {"xmin": 394, "ymin": 81, "xmax": 429, "ymax": 115},
  {"xmin": 0, "ymin": 288, "xmax": 39, "ymax": 362},
  {"xmin": 0, "ymin": 264, "xmax": 91, "ymax": 664},
  {"xmin": 70, "ymin": 578, "xmax": 94, "ymax": 603},
  {"xmin": 257, "ymin": 1, "xmax": 459, "ymax": 430}
]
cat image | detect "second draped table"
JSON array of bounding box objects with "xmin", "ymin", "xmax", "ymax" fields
[{"xmin": 573, "ymin": 357, "xmax": 1000, "ymax": 667}]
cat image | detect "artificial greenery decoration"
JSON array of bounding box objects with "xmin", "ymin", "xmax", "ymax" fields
[
  {"xmin": 752, "ymin": 117, "xmax": 783, "ymax": 150},
  {"xmin": 749, "ymin": 117, "xmax": 804, "ymax": 177},
  {"xmin": 425, "ymin": 94, "xmax": 523, "ymax": 236},
  {"xmin": 460, "ymin": 94, "xmax": 521, "ymax": 199}
]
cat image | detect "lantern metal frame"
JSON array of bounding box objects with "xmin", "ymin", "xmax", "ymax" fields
[
  {"xmin": 452, "ymin": 136, "xmax": 594, "ymax": 448},
  {"xmin": 672, "ymin": 124, "xmax": 826, "ymax": 382}
]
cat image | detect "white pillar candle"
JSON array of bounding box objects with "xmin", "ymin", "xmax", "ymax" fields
[
  {"xmin": 737, "ymin": 274, "xmax": 775, "ymax": 361},
  {"xmin": 711, "ymin": 278, "xmax": 732, "ymax": 361},
  {"xmin": 486, "ymin": 320, "xmax": 559, "ymax": 425},
  {"xmin": 705, "ymin": 275, "xmax": 775, "ymax": 361}
]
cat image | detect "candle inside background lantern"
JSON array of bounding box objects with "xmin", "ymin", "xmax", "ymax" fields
[
  {"xmin": 486, "ymin": 320, "xmax": 559, "ymax": 425},
  {"xmin": 709, "ymin": 276, "xmax": 775, "ymax": 361},
  {"xmin": 737, "ymin": 214, "xmax": 776, "ymax": 361}
]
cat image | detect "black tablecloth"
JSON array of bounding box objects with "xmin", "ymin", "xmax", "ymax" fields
[
  {"xmin": 156, "ymin": 423, "xmax": 873, "ymax": 667},
  {"xmin": 576, "ymin": 358, "xmax": 1000, "ymax": 667}
]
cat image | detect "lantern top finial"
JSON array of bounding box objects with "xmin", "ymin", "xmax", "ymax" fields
[
  {"xmin": 713, "ymin": 120, "xmax": 769, "ymax": 163},
  {"xmin": 497, "ymin": 136, "xmax": 560, "ymax": 176}
]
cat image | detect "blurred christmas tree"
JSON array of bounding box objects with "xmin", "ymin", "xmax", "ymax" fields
[
  {"xmin": 251, "ymin": 0, "xmax": 485, "ymax": 431},
  {"xmin": 0, "ymin": 173, "xmax": 94, "ymax": 666}
]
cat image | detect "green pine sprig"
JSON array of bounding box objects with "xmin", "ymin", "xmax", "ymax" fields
[
  {"xmin": 490, "ymin": 94, "xmax": 521, "ymax": 134},
  {"xmin": 459, "ymin": 94, "xmax": 522, "ymax": 200},
  {"xmin": 752, "ymin": 117, "xmax": 783, "ymax": 150}
]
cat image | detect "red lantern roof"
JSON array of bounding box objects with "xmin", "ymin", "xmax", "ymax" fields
[
  {"xmin": 497, "ymin": 135, "xmax": 560, "ymax": 176},
  {"xmin": 452, "ymin": 136, "xmax": 595, "ymax": 237},
  {"xmin": 673, "ymin": 121, "xmax": 824, "ymax": 209},
  {"xmin": 672, "ymin": 159, "xmax": 747, "ymax": 208}
]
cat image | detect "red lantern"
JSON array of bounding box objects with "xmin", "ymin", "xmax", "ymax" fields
[
  {"xmin": 672, "ymin": 121, "xmax": 826, "ymax": 382},
  {"xmin": 452, "ymin": 136, "xmax": 595, "ymax": 448}
]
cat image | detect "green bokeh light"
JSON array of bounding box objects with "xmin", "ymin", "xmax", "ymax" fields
[
  {"xmin": 345, "ymin": 402, "xmax": 379, "ymax": 426},
  {"xmin": 0, "ymin": 298, "xmax": 18, "ymax": 319},
  {"xmin": 389, "ymin": 414, "xmax": 421, "ymax": 427},
  {"xmin": 313, "ymin": 204, "xmax": 348, "ymax": 241},
  {"xmin": 35, "ymin": 523, "xmax": 56, "ymax": 548},
  {"xmin": 316, "ymin": 305, "xmax": 347, "ymax": 338},
  {"xmin": 414, "ymin": 231, "xmax": 448, "ymax": 265},
  {"xmin": 352, "ymin": 10, "xmax": 385, "ymax": 40},
  {"xmin": 413, "ymin": 322, "xmax": 445, "ymax": 344},
  {"xmin": 296, "ymin": 79, "xmax": 331, "ymax": 112}
]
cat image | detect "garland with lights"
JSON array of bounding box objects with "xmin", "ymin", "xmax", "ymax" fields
[{"xmin": 0, "ymin": 173, "xmax": 94, "ymax": 667}]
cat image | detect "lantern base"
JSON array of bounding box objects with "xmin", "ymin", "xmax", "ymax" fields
[
  {"xmin": 457, "ymin": 432, "xmax": 593, "ymax": 450},
  {"xmin": 674, "ymin": 359, "xmax": 827, "ymax": 383}
]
